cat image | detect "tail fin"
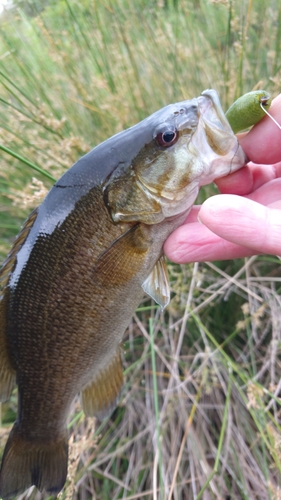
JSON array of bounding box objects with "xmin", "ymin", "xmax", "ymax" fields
[{"xmin": 0, "ymin": 423, "xmax": 68, "ymax": 500}]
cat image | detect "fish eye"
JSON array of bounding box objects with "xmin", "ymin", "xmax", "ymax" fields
[{"xmin": 156, "ymin": 129, "xmax": 179, "ymax": 147}]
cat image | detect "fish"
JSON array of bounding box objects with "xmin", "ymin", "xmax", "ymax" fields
[{"xmin": 0, "ymin": 89, "xmax": 246, "ymax": 499}]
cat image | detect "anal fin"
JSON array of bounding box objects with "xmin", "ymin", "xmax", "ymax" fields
[{"xmin": 81, "ymin": 348, "xmax": 124, "ymax": 420}]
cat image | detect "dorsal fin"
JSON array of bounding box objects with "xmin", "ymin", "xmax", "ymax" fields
[
  {"xmin": 0, "ymin": 208, "xmax": 38, "ymax": 401},
  {"xmin": 0, "ymin": 208, "xmax": 38, "ymax": 295}
]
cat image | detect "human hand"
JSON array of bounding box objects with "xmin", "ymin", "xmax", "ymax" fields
[{"xmin": 164, "ymin": 94, "xmax": 281, "ymax": 263}]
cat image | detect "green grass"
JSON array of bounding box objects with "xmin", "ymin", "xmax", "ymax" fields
[{"xmin": 0, "ymin": 0, "xmax": 281, "ymax": 498}]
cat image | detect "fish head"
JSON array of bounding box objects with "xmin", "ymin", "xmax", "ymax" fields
[{"xmin": 104, "ymin": 89, "xmax": 246, "ymax": 225}]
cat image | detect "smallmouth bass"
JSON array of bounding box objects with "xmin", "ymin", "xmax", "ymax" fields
[{"xmin": 0, "ymin": 89, "xmax": 246, "ymax": 499}]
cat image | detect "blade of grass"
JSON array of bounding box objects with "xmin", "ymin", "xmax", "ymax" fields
[
  {"xmin": 0, "ymin": 144, "xmax": 56, "ymax": 182},
  {"xmin": 167, "ymin": 365, "xmax": 206, "ymax": 500},
  {"xmin": 196, "ymin": 366, "xmax": 233, "ymax": 499},
  {"xmin": 149, "ymin": 317, "xmax": 164, "ymax": 500}
]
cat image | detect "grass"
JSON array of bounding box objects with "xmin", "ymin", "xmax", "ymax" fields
[{"xmin": 0, "ymin": 0, "xmax": 281, "ymax": 498}]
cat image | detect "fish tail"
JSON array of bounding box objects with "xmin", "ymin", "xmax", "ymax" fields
[{"xmin": 0, "ymin": 423, "xmax": 68, "ymax": 499}]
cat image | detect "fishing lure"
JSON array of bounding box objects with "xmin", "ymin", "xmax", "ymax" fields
[{"xmin": 226, "ymin": 90, "xmax": 272, "ymax": 133}]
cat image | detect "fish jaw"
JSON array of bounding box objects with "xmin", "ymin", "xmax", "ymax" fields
[{"xmin": 195, "ymin": 89, "xmax": 247, "ymax": 185}]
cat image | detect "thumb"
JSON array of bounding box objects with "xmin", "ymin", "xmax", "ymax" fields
[{"xmin": 199, "ymin": 194, "xmax": 281, "ymax": 256}]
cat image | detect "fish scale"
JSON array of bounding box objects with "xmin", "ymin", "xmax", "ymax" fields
[{"xmin": 0, "ymin": 89, "xmax": 247, "ymax": 499}]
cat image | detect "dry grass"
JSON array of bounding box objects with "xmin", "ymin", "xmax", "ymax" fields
[{"xmin": 7, "ymin": 256, "xmax": 280, "ymax": 500}]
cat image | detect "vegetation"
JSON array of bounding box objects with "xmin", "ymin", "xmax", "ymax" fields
[{"xmin": 0, "ymin": 0, "xmax": 280, "ymax": 498}]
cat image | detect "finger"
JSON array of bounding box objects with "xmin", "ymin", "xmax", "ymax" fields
[
  {"xmin": 215, "ymin": 161, "xmax": 281, "ymax": 195},
  {"xmin": 215, "ymin": 165, "xmax": 254, "ymax": 195},
  {"xmin": 182, "ymin": 205, "xmax": 201, "ymax": 224},
  {"xmin": 163, "ymin": 221, "xmax": 255, "ymax": 263},
  {"xmin": 238, "ymin": 94, "xmax": 281, "ymax": 164},
  {"xmin": 250, "ymin": 161, "xmax": 281, "ymax": 190},
  {"xmin": 246, "ymin": 178, "xmax": 281, "ymax": 205},
  {"xmin": 199, "ymin": 194, "xmax": 281, "ymax": 255}
]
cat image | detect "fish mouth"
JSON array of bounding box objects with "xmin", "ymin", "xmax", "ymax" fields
[
  {"xmin": 199, "ymin": 89, "xmax": 233, "ymax": 131},
  {"xmin": 192, "ymin": 90, "xmax": 247, "ymax": 181}
]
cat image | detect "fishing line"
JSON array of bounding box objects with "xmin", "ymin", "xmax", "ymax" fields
[
  {"xmin": 260, "ymin": 103, "xmax": 281, "ymax": 130},
  {"xmin": 260, "ymin": 100, "xmax": 281, "ymax": 261}
]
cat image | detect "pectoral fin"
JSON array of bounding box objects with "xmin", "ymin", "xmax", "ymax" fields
[
  {"xmin": 81, "ymin": 348, "xmax": 124, "ymax": 420},
  {"xmin": 94, "ymin": 223, "xmax": 150, "ymax": 286},
  {"xmin": 141, "ymin": 254, "xmax": 170, "ymax": 310}
]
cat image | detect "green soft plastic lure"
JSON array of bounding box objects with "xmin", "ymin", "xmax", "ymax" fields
[{"xmin": 225, "ymin": 90, "xmax": 272, "ymax": 134}]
